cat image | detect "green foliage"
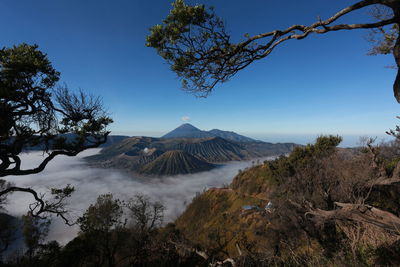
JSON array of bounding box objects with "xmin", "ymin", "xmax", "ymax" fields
[
  {"xmin": 0, "ymin": 43, "xmax": 113, "ymax": 223},
  {"xmin": 265, "ymin": 135, "xmax": 342, "ymax": 184},
  {"xmin": 50, "ymin": 185, "xmax": 74, "ymax": 200},
  {"xmin": 78, "ymin": 194, "xmax": 125, "ymax": 233},
  {"xmin": 49, "ymin": 194, "xmax": 169, "ymax": 267},
  {"xmin": 0, "ymin": 43, "xmax": 58, "ymax": 139},
  {"xmin": 1, "ymin": 43, "xmax": 113, "ymax": 178},
  {"xmin": 146, "ymin": 0, "xmax": 237, "ymax": 96},
  {"xmin": 288, "ymin": 135, "xmax": 342, "ymax": 161},
  {"xmin": 0, "ymin": 43, "xmax": 59, "ymax": 96},
  {"xmin": 231, "ymin": 135, "xmax": 343, "ymax": 199},
  {"xmin": 384, "ymin": 157, "xmax": 400, "ymax": 176},
  {"xmin": 146, "ymin": 0, "xmax": 208, "ymax": 49},
  {"xmin": 75, "ymin": 194, "xmax": 126, "ymax": 267},
  {"xmin": 148, "ymin": 1, "xmax": 400, "ymax": 97}
]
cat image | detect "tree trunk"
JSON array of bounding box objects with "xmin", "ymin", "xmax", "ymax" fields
[
  {"xmin": 306, "ymin": 202, "xmax": 400, "ymax": 233},
  {"xmin": 392, "ymin": 5, "xmax": 400, "ymax": 102}
]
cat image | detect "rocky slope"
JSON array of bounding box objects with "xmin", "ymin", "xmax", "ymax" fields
[
  {"xmin": 208, "ymin": 129, "xmax": 256, "ymax": 143},
  {"xmin": 170, "ymin": 136, "xmax": 249, "ymax": 162},
  {"xmin": 87, "ymin": 135, "xmax": 297, "ymax": 176},
  {"xmin": 139, "ymin": 150, "xmax": 215, "ymax": 176}
]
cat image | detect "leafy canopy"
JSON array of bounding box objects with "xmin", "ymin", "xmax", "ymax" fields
[
  {"xmin": 147, "ymin": 0, "xmax": 239, "ymax": 96},
  {"xmin": 0, "ymin": 43, "xmax": 112, "ymax": 221},
  {"xmin": 0, "ymin": 43, "xmax": 113, "ymax": 177}
]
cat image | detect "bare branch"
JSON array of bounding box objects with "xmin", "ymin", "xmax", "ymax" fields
[{"xmin": 0, "ymin": 185, "xmax": 75, "ymax": 226}]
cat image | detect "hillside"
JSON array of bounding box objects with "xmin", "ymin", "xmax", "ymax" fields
[
  {"xmin": 170, "ymin": 136, "xmax": 248, "ymax": 162},
  {"xmin": 139, "ymin": 150, "xmax": 215, "ymax": 176},
  {"xmin": 174, "ymin": 136, "xmax": 400, "ymax": 265},
  {"xmin": 208, "ymin": 129, "xmax": 256, "ymax": 143},
  {"xmin": 175, "ymin": 172, "xmax": 274, "ymax": 258}
]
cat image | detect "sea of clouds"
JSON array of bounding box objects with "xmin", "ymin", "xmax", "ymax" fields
[{"xmin": 3, "ymin": 149, "xmax": 267, "ymax": 245}]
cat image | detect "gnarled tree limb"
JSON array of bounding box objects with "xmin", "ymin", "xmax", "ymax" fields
[
  {"xmin": 0, "ymin": 132, "xmax": 109, "ymax": 177},
  {"xmin": 1, "ymin": 45, "xmax": 113, "ymax": 223},
  {"xmin": 306, "ymin": 202, "xmax": 400, "ymax": 233},
  {"xmin": 147, "ymin": 0, "xmax": 400, "ymax": 100},
  {"xmin": 0, "ymin": 185, "xmax": 76, "ymax": 226}
]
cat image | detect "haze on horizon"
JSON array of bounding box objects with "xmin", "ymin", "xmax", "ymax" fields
[
  {"xmin": 111, "ymin": 122, "xmax": 392, "ymax": 148},
  {"xmin": 0, "ymin": 0, "xmax": 398, "ymax": 145}
]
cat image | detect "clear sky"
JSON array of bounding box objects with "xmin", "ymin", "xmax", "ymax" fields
[{"xmin": 1, "ymin": 0, "xmax": 398, "ymax": 146}]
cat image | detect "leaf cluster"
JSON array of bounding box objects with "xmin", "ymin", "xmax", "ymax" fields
[
  {"xmin": 147, "ymin": 0, "xmax": 400, "ymax": 98},
  {"xmin": 265, "ymin": 135, "xmax": 343, "ymax": 184},
  {"xmin": 78, "ymin": 194, "xmax": 125, "ymax": 233},
  {"xmin": 147, "ymin": 0, "xmax": 243, "ymax": 96},
  {"xmin": 0, "ymin": 43, "xmax": 113, "ymax": 178}
]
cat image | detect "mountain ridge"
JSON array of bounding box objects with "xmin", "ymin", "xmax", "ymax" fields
[
  {"xmin": 139, "ymin": 150, "xmax": 215, "ymax": 176},
  {"xmin": 87, "ymin": 135, "xmax": 297, "ymax": 176},
  {"xmin": 162, "ymin": 123, "xmax": 214, "ymax": 139},
  {"xmin": 162, "ymin": 123, "xmax": 258, "ymax": 143},
  {"xmin": 87, "ymin": 124, "xmax": 299, "ymax": 176}
]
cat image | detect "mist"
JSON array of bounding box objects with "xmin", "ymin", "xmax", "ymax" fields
[{"xmin": 3, "ymin": 149, "xmax": 268, "ymax": 245}]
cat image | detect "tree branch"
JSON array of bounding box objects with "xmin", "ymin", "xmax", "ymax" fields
[
  {"xmin": 0, "ymin": 132, "xmax": 109, "ymax": 177},
  {"xmin": 0, "ymin": 186, "xmax": 75, "ymax": 226},
  {"xmin": 148, "ymin": 0, "xmax": 400, "ymax": 98},
  {"xmin": 305, "ymin": 202, "xmax": 400, "ymax": 233}
]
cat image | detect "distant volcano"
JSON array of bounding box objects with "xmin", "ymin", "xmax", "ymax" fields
[
  {"xmin": 87, "ymin": 125, "xmax": 298, "ymax": 176},
  {"xmin": 162, "ymin": 123, "xmax": 214, "ymax": 139},
  {"xmin": 162, "ymin": 123, "xmax": 257, "ymax": 143}
]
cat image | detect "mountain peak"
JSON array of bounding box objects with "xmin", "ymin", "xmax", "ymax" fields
[
  {"xmin": 162, "ymin": 124, "xmax": 213, "ymax": 139},
  {"xmin": 177, "ymin": 123, "xmax": 199, "ymax": 130}
]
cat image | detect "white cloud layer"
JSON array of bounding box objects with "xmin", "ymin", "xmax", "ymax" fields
[{"xmin": 3, "ymin": 149, "xmax": 268, "ymax": 245}]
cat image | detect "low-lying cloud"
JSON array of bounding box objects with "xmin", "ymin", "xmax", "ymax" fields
[{"xmin": 4, "ymin": 149, "xmax": 267, "ymax": 245}]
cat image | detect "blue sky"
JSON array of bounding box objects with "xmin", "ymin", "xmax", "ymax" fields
[{"xmin": 1, "ymin": 0, "xmax": 398, "ymax": 146}]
